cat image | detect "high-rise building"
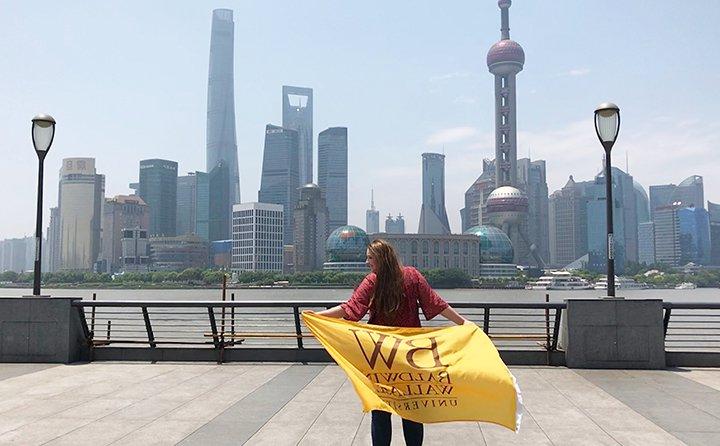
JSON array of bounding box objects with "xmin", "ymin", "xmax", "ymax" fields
[
  {"xmin": 366, "ymin": 190, "xmax": 380, "ymax": 234},
  {"xmin": 460, "ymin": 159, "xmax": 495, "ymax": 233},
  {"xmin": 232, "ymin": 202, "xmax": 284, "ymax": 272},
  {"xmin": 634, "ymin": 181, "xmax": 651, "ymax": 224},
  {"xmin": 418, "ymin": 153, "xmax": 451, "ymax": 234},
  {"xmin": 385, "ymin": 214, "xmax": 406, "ymax": 234},
  {"xmin": 584, "ymin": 169, "xmax": 627, "ymax": 274},
  {"xmin": 177, "ymin": 172, "xmax": 210, "ymax": 240},
  {"xmin": 318, "ymin": 127, "xmax": 348, "ymax": 235},
  {"xmin": 258, "ymin": 124, "xmax": 300, "ymax": 245},
  {"xmin": 638, "ymin": 222, "xmax": 655, "ymax": 266},
  {"xmin": 649, "ymin": 175, "xmax": 705, "ymax": 220},
  {"xmin": 678, "ymin": 206, "xmax": 711, "ymax": 265},
  {"xmin": 45, "ymin": 207, "xmax": 61, "ymax": 273},
  {"xmin": 138, "ymin": 159, "xmax": 177, "ymax": 237},
  {"xmin": 549, "ymin": 176, "xmax": 588, "ymax": 267},
  {"xmin": 282, "ymin": 86, "xmax": 313, "ymax": 185},
  {"xmin": 709, "ymin": 201, "xmax": 720, "ymax": 265},
  {"xmin": 207, "ymin": 9, "xmax": 240, "ymax": 241},
  {"xmin": 654, "ymin": 205, "xmax": 681, "ymax": 267},
  {"xmin": 121, "ymin": 228, "xmax": 149, "ymax": 273},
  {"xmin": 58, "ymin": 158, "xmax": 104, "ymax": 271},
  {"xmin": 0, "ymin": 237, "xmax": 32, "ymax": 273},
  {"xmin": 101, "ymin": 195, "xmax": 149, "ymax": 273},
  {"xmin": 293, "ymin": 184, "xmax": 328, "ymax": 272},
  {"xmin": 518, "ymin": 158, "xmax": 549, "ymax": 264}
]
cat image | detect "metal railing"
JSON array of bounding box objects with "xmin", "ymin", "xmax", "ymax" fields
[
  {"xmin": 72, "ymin": 298, "xmax": 566, "ymax": 365},
  {"xmin": 663, "ymin": 302, "xmax": 720, "ymax": 352}
]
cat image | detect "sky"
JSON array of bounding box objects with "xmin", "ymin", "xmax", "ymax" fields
[{"xmin": 1, "ymin": 0, "xmax": 719, "ymax": 239}]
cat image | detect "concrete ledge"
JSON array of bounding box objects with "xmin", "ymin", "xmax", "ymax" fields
[
  {"xmin": 666, "ymin": 352, "xmax": 720, "ymax": 367},
  {"xmin": 0, "ymin": 297, "xmax": 90, "ymax": 363},
  {"xmin": 566, "ymin": 299, "xmax": 665, "ymax": 369}
]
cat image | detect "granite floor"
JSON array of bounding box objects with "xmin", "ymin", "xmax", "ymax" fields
[{"xmin": 0, "ymin": 363, "xmax": 719, "ymax": 445}]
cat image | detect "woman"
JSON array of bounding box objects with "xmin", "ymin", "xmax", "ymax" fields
[{"xmin": 316, "ymin": 239, "xmax": 466, "ymax": 446}]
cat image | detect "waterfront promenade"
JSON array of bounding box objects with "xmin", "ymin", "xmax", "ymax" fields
[{"xmin": 1, "ymin": 363, "xmax": 719, "ymax": 445}]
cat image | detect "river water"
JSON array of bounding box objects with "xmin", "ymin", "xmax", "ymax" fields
[{"xmin": 1, "ymin": 287, "xmax": 717, "ymax": 303}]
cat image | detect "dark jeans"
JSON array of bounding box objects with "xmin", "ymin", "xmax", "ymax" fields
[{"xmin": 371, "ymin": 410, "xmax": 423, "ymax": 446}]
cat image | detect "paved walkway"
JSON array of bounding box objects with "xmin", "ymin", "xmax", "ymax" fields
[{"xmin": 0, "ymin": 363, "xmax": 719, "ymax": 445}]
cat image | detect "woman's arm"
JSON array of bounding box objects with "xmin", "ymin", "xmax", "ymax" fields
[
  {"xmin": 315, "ymin": 305, "xmax": 348, "ymax": 319},
  {"xmin": 440, "ymin": 305, "xmax": 466, "ymax": 325}
]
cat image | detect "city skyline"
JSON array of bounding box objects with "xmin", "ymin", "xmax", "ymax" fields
[{"xmin": 1, "ymin": 1, "xmax": 719, "ymax": 239}]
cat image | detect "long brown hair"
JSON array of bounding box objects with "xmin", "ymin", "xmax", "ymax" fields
[{"xmin": 367, "ymin": 239, "xmax": 405, "ymax": 317}]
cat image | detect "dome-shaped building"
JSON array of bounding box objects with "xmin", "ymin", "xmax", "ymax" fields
[
  {"xmin": 484, "ymin": 186, "xmax": 529, "ymax": 226},
  {"xmin": 465, "ymin": 225, "xmax": 514, "ymax": 264},
  {"xmin": 324, "ymin": 225, "xmax": 371, "ymax": 272}
]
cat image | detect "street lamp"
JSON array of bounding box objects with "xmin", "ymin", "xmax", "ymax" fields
[
  {"xmin": 31, "ymin": 114, "xmax": 56, "ymax": 296},
  {"xmin": 594, "ymin": 102, "xmax": 620, "ymax": 297}
]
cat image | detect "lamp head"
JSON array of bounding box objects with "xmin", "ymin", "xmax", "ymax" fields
[
  {"xmin": 594, "ymin": 103, "xmax": 620, "ymax": 150},
  {"xmin": 31, "ymin": 114, "xmax": 56, "ymax": 157}
]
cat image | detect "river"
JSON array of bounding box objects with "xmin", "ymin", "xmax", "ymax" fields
[{"xmin": 1, "ymin": 287, "xmax": 717, "ymax": 303}]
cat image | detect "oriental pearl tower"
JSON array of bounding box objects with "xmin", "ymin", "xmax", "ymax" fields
[{"xmin": 484, "ymin": 0, "xmax": 532, "ymax": 265}]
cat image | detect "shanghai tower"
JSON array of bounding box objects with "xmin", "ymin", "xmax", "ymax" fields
[{"xmin": 206, "ymin": 9, "xmax": 240, "ymax": 241}]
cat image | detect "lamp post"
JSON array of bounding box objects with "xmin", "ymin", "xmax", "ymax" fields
[
  {"xmin": 594, "ymin": 103, "xmax": 620, "ymax": 297},
  {"xmin": 31, "ymin": 114, "xmax": 56, "ymax": 296}
]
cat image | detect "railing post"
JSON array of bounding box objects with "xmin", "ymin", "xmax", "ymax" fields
[
  {"xmin": 545, "ymin": 294, "xmax": 551, "ymax": 365},
  {"xmin": 207, "ymin": 306, "xmax": 223, "ymax": 364},
  {"xmin": 91, "ymin": 292, "xmax": 97, "ymax": 334},
  {"xmin": 663, "ymin": 307, "xmax": 672, "ymax": 339},
  {"xmin": 141, "ymin": 307, "xmax": 156, "ymax": 349},
  {"xmin": 106, "ymin": 320, "xmax": 111, "ymax": 341},
  {"xmin": 293, "ymin": 306, "xmax": 304, "ymax": 349},
  {"xmin": 231, "ymin": 292, "xmax": 235, "ymax": 339},
  {"xmin": 551, "ymin": 308, "xmax": 562, "ymax": 352}
]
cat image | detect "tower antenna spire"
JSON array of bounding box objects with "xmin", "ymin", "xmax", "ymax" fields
[
  {"xmin": 371, "ymin": 188, "xmax": 375, "ymax": 210},
  {"xmin": 499, "ymin": 0, "xmax": 512, "ymax": 40}
]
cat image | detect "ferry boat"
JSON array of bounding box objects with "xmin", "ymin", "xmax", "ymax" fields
[
  {"xmin": 526, "ymin": 271, "xmax": 593, "ymax": 290},
  {"xmin": 674, "ymin": 282, "xmax": 697, "ymax": 290},
  {"xmin": 594, "ymin": 276, "xmax": 649, "ymax": 290}
]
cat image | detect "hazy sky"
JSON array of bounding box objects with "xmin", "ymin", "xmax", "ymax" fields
[{"xmin": 1, "ymin": 1, "xmax": 719, "ymax": 239}]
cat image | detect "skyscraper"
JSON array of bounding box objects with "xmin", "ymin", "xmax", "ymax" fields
[
  {"xmin": 258, "ymin": 124, "xmax": 300, "ymax": 245},
  {"xmin": 366, "ymin": 190, "xmax": 380, "ymax": 234},
  {"xmin": 101, "ymin": 195, "xmax": 149, "ymax": 272},
  {"xmin": 58, "ymin": 158, "xmax": 104, "ymax": 271},
  {"xmin": 460, "ymin": 159, "xmax": 495, "ymax": 232},
  {"xmin": 638, "ymin": 222, "xmax": 655, "ymax": 266},
  {"xmin": 518, "ymin": 158, "xmax": 549, "ymax": 263},
  {"xmin": 708, "ymin": 201, "xmax": 720, "ymax": 265},
  {"xmin": 138, "ymin": 159, "xmax": 177, "ymax": 237},
  {"xmin": 318, "ymin": 127, "xmax": 348, "ymax": 235},
  {"xmin": 649, "ymin": 175, "xmax": 705, "ymax": 219},
  {"xmin": 678, "ymin": 206, "xmax": 711, "ymax": 265},
  {"xmin": 549, "ymin": 176, "xmax": 588, "ymax": 267},
  {"xmin": 206, "ymin": 9, "xmax": 240, "ymax": 241},
  {"xmin": 385, "ymin": 214, "xmax": 406, "ymax": 234},
  {"xmin": 418, "ymin": 153, "xmax": 451, "ymax": 234},
  {"xmin": 232, "ymin": 202, "xmax": 284, "ymax": 272},
  {"xmin": 294, "ymin": 184, "xmax": 328, "ymax": 272},
  {"xmin": 282, "ymin": 86, "xmax": 313, "ymax": 185},
  {"xmin": 45, "ymin": 207, "xmax": 61, "ymax": 273},
  {"xmin": 654, "ymin": 205, "xmax": 681, "ymax": 267},
  {"xmin": 177, "ymin": 171, "xmax": 210, "ymax": 239}
]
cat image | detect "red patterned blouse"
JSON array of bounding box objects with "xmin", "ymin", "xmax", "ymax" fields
[{"xmin": 340, "ymin": 266, "xmax": 449, "ymax": 327}]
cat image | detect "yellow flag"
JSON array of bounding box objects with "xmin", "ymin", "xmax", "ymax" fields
[{"xmin": 302, "ymin": 312, "xmax": 522, "ymax": 432}]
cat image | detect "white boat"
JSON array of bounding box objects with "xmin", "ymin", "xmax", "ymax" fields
[
  {"xmin": 674, "ymin": 282, "xmax": 697, "ymax": 290},
  {"xmin": 526, "ymin": 271, "xmax": 594, "ymax": 290},
  {"xmin": 594, "ymin": 276, "xmax": 649, "ymax": 290}
]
